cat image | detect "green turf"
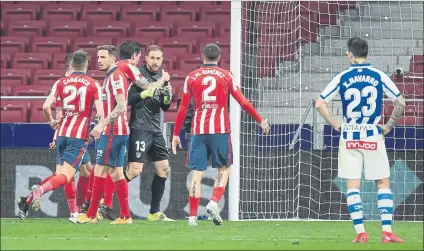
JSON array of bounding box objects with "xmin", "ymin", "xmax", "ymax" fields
[{"xmin": 1, "ymin": 219, "xmax": 422, "ymax": 250}]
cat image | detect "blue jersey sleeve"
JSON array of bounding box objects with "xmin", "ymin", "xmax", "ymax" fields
[
  {"xmin": 379, "ymin": 71, "xmax": 401, "ymax": 101},
  {"xmin": 320, "ymin": 73, "xmax": 342, "ymax": 103}
]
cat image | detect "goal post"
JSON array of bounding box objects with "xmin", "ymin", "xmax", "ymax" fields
[
  {"xmin": 229, "ymin": 0, "xmax": 242, "ymax": 221},
  {"xmin": 229, "ymin": 1, "xmax": 423, "ymax": 221}
]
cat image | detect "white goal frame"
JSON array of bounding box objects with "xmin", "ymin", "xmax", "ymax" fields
[
  {"xmin": 227, "ymin": 0, "xmax": 423, "ymax": 222},
  {"xmin": 229, "ymin": 0, "xmax": 242, "ymax": 221}
]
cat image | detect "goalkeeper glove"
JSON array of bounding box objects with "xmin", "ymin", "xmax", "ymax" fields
[
  {"xmin": 140, "ymin": 88, "xmax": 157, "ymax": 99},
  {"xmin": 161, "ymin": 87, "xmax": 171, "ymax": 105}
]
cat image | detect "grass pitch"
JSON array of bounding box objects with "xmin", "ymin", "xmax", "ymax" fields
[{"xmin": 1, "ymin": 219, "xmax": 422, "ymax": 250}]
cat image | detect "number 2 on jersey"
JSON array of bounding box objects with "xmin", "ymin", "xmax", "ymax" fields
[
  {"xmin": 202, "ymin": 76, "xmax": 217, "ymax": 102},
  {"xmin": 63, "ymin": 85, "xmax": 87, "ymax": 111},
  {"xmin": 345, "ymin": 86, "xmax": 377, "ymax": 118}
]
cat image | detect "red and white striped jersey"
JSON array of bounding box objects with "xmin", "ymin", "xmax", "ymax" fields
[
  {"xmin": 101, "ymin": 66, "xmax": 130, "ymax": 135},
  {"xmin": 117, "ymin": 60, "xmax": 144, "ymax": 84},
  {"xmin": 173, "ymin": 65, "xmax": 262, "ymax": 136},
  {"xmin": 52, "ymin": 72, "xmax": 101, "ymax": 140}
]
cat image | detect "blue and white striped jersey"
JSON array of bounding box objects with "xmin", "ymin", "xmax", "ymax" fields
[{"xmin": 320, "ymin": 63, "xmax": 401, "ymax": 140}]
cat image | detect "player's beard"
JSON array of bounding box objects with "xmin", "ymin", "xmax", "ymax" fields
[{"xmin": 149, "ymin": 64, "xmax": 159, "ymax": 72}]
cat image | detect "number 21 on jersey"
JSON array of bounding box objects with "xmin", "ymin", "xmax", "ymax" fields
[{"xmin": 63, "ymin": 85, "xmax": 87, "ymax": 111}]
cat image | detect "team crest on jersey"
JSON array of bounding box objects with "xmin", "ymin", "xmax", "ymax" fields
[
  {"xmin": 112, "ymin": 80, "xmax": 124, "ymax": 89},
  {"xmin": 101, "ymin": 94, "xmax": 107, "ymax": 101}
]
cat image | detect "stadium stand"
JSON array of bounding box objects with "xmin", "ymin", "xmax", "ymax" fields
[{"xmin": 0, "ymin": 1, "xmax": 422, "ymax": 124}]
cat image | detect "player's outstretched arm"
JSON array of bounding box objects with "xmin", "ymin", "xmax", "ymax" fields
[
  {"xmin": 229, "ymin": 82, "xmax": 270, "ymax": 134},
  {"xmin": 380, "ymin": 95, "xmax": 405, "ymax": 135},
  {"xmin": 315, "ymin": 97, "xmax": 341, "ymax": 132}
]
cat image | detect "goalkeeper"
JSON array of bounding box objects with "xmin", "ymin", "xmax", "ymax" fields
[
  {"xmin": 315, "ymin": 38, "xmax": 405, "ymax": 243},
  {"xmin": 126, "ymin": 45, "xmax": 174, "ymax": 221}
]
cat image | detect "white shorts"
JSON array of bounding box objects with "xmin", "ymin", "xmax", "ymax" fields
[{"xmin": 338, "ymin": 134, "xmax": 390, "ymax": 180}]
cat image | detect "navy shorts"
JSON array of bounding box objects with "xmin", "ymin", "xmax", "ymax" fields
[
  {"xmin": 187, "ymin": 134, "xmax": 233, "ymax": 171},
  {"xmin": 96, "ymin": 135, "xmax": 128, "ymax": 167},
  {"xmin": 56, "ymin": 136, "xmax": 89, "ymax": 169}
]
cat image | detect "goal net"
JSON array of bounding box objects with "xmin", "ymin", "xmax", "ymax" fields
[{"xmin": 230, "ymin": 1, "xmax": 423, "ymax": 221}]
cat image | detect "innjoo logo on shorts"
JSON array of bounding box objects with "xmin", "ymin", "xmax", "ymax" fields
[{"xmin": 346, "ymin": 141, "xmax": 378, "ymax": 150}]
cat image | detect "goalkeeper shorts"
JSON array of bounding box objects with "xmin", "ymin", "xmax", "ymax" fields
[{"xmin": 338, "ymin": 134, "xmax": 390, "ymax": 180}]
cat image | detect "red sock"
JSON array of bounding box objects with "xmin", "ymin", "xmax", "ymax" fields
[
  {"xmin": 114, "ymin": 179, "xmax": 130, "ymax": 219},
  {"xmin": 40, "ymin": 174, "xmax": 56, "ymax": 186},
  {"xmin": 211, "ymin": 187, "xmax": 225, "ymax": 203},
  {"xmin": 104, "ymin": 174, "xmax": 115, "ymax": 208},
  {"xmin": 84, "ymin": 166, "xmax": 95, "ymax": 201},
  {"xmin": 189, "ymin": 196, "xmax": 200, "ymax": 217},
  {"xmin": 34, "ymin": 174, "xmax": 68, "ymax": 198},
  {"xmin": 26, "ymin": 174, "xmax": 56, "ymax": 205},
  {"xmin": 64, "ymin": 176, "xmax": 77, "ymax": 214},
  {"xmin": 76, "ymin": 176, "xmax": 89, "ymax": 207},
  {"xmin": 87, "ymin": 176, "xmax": 105, "ymax": 219}
]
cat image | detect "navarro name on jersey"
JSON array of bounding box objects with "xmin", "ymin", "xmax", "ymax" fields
[{"xmin": 343, "ymin": 75, "xmax": 379, "ymax": 88}]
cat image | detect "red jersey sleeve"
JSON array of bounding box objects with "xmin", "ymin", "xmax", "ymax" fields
[
  {"xmin": 111, "ymin": 73, "xmax": 125, "ymax": 96},
  {"xmin": 173, "ymin": 76, "xmax": 192, "ymax": 136},
  {"xmin": 118, "ymin": 61, "xmax": 143, "ymax": 83},
  {"xmin": 51, "ymin": 80, "xmax": 63, "ymax": 107},
  {"xmin": 227, "ymin": 71, "xmax": 262, "ymax": 124}
]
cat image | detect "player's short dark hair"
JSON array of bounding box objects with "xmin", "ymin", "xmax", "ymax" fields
[
  {"xmin": 203, "ymin": 43, "xmax": 221, "ymax": 61},
  {"xmin": 97, "ymin": 44, "xmax": 117, "ymax": 57},
  {"xmin": 120, "ymin": 41, "xmax": 142, "ymax": 60},
  {"xmin": 72, "ymin": 50, "xmax": 89, "ymax": 71},
  {"xmin": 64, "ymin": 53, "xmax": 73, "ymax": 72},
  {"xmin": 146, "ymin": 45, "xmax": 163, "ymax": 55},
  {"xmin": 347, "ymin": 37, "xmax": 368, "ymax": 58}
]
